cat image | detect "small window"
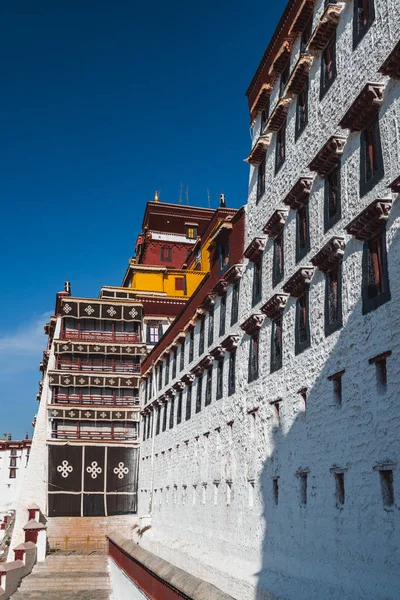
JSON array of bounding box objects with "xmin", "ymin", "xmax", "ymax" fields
[
  {"xmin": 257, "ymin": 157, "xmax": 266, "ymax": 203},
  {"xmin": 353, "ymin": 0, "xmax": 375, "ymax": 49},
  {"xmin": 228, "ymin": 351, "xmax": 236, "ymax": 396},
  {"xmin": 218, "ymin": 243, "xmax": 230, "ymax": 273},
  {"xmin": 320, "ymin": 34, "xmax": 337, "ymax": 99},
  {"xmin": 360, "ymin": 119, "xmax": 384, "ymax": 197},
  {"xmin": 216, "ymin": 360, "xmax": 224, "ymax": 400},
  {"xmin": 142, "ymin": 415, "xmax": 146, "ymax": 441},
  {"xmin": 147, "ymin": 412, "xmax": 151, "ymax": 439},
  {"xmin": 296, "ymin": 204, "xmax": 310, "ymax": 263},
  {"xmin": 275, "ymin": 120, "xmax": 286, "ymax": 174},
  {"xmin": 186, "ymin": 226, "xmax": 198, "ymax": 239},
  {"xmin": 9, "ymin": 468, "xmax": 16, "ymax": 479},
  {"xmin": 299, "ymin": 472, "xmax": 308, "ymax": 505},
  {"xmin": 199, "ymin": 318, "xmax": 205, "ymax": 355},
  {"xmin": 300, "ymin": 16, "xmax": 313, "ymax": 53},
  {"xmin": 325, "ymin": 265, "xmax": 342, "ymax": 336},
  {"xmin": 205, "ymin": 368, "xmax": 212, "ymax": 406},
  {"xmin": 158, "ymin": 363, "xmax": 163, "ymax": 389},
  {"xmin": 219, "ymin": 294, "xmax": 226, "ymax": 337},
  {"xmin": 196, "ymin": 375, "xmax": 203, "ymax": 413},
  {"xmin": 273, "ymin": 232, "xmax": 284, "ymax": 287},
  {"xmin": 369, "ymin": 351, "xmax": 391, "ymax": 392},
  {"xmin": 175, "ymin": 277, "xmax": 185, "ymax": 292},
  {"xmin": 180, "ymin": 342, "xmax": 185, "ymax": 371},
  {"xmin": 148, "ymin": 323, "xmax": 162, "ymax": 345},
  {"xmin": 295, "ymin": 292, "xmax": 311, "ymax": 355},
  {"xmin": 9, "ymin": 457, "xmax": 17, "ymax": 467},
  {"xmin": 335, "ymin": 472, "xmax": 345, "ymax": 506},
  {"xmin": 160, "ymin": 247, "xmax": 172, "ymax": 262},
  {"xmin": 271, "ymin": 316, "xmax": 283, "ymax": 373},
  {"xmin": 177, "ymin": 392, "xmax": 183, "ymax": 424},
  {"xmin": 252, "ymin": 258, "xmax": 263, "ymax": 306},
  {"xmin": 248, "ymin": 332, "xmax": 259, "ymax": 383},
  {"xmin": 162, "ymin": 402, "xmax": 167, "ymax": 432},
  {"xmin": 208, "ymin": 308, "xmax": 214, "ymax": 347},
  {"xmin": 10, "ymin": 449, "xmax": 17, "ymax": 457},
  {"xmin": 295, "ymin": 79, "xmax": 308, "ymax": 140},
  {"xmin": 379, "ymin": 468, "xmax": 394, "ymax": 507},
  {"xmin": 280, "ymin": 59, "xmax": 290, "ymax": 96},
  {"xmin": 186, "ymin": 384, "xmax": 192, "ymax": 420},
  {"xmin": 260, "ymin": 102, "xmax": 270, "ymax": 133},
  {"xmin": 172, "ymin": 349, "xmax": 177, "ymax": 380},
  {"xmin": 169, "ymin": 397, "xmax": 175, "ymax": 429},
  {"xmin": 231, "ymin": 282, "xmax": 240, "ymax": 325},
  {"xmin": 324, "ymin": 163, "xmax": 341, "ymax": 231},
  {"xmin": 165, "ymin": 355, "xmax": 170, "ymax": 386},
  {"xmin": 362, "ymin": 229, "xmax": 390, "ymax": 314},
  {"xmin": 189, "ymin": 329, "xmax": 194, "ymax": 363},
  {"xmin": 328, "ymin": 370, "xmax": 345, "ymax": 405},
  {"xmin": 156, "ymin": 405, "xmax": 161, "ymax": 435},
  {"xmin": 273, "ymin": 477, "xmax": 279, "ymax": 505}
]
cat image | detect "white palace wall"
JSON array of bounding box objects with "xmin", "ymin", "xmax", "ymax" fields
[{"xmin": 137, "ymin": 1, "xmax": 400, "ymax": 599}]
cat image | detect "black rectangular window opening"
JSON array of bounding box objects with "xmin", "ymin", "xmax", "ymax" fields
[
  {"xmin": 231, "ymin": 282, "xmax": 240, "ymax": 325},
  {"xmin": 325, "ymin": 265, "xmax": 343, "ymax": 336},
  {"xmin": 273, "ymin": 232, "xmax": 284, "ymax": 287},
  {"xmin": 353, "ymin": 0, "xmax": 375, "ymax": 49},
  {"xmin": 156, "ymin": 406, "xmax": 161, "ymax": 435},
  {"xmin": 162, "ymin": 402, "xmax": 167, "ymax": 432},
  {"xmin": 216, "ymin": 360, "xmax": 224, "ymax": 400},
  {"xmin": 271, "ymin": 316, "xmax": 283, "ymax": 373},
  {"xmin": 252, "ymin": 259, "xmax": 263, "ymax": 306},
  {"xmin": 196, "ymin": 375, "xmax": 203, "ymax": 413},
  {"xmin": 295, "ymin": 79, "xmax": 309, "ymax": 140},
  {"xmin": 205, "ymin": 368, "xmax": 212, "ymax": 406},
  {"xmin": 296, "ymin": 203, "xmax": 310, "ymax": 263},
  {"xmin": 273, "ymin": 478, "xmax": 279, "ymax": 505},
  {"xmin": 275, "ymin": 120, "xmax": 287, "ymax": 174},
  {"xmin": 280, "ymin": 59, "xmax": 290, "ymax": 96},
  {"xmin": 248, "ymin": 332, "xmax": 260, "ymax": 383},
  {"xmin": 172, "ymin": 349, "xmax": 177, "ymax": 380},
  {"xmin": 219, "ymin": 295, "xmax": 226, "ymax": 337},
  {"xmin": 295, "ymin": 292, "xmax": 311, "ymax": 355},
  {"xmin": 320, "ymin": 33, "xmax": 337, "ymax": 99},
  {"xmin": 208, "ymin": 308, "xmax": 214, "ymax": 347},
  {"xmin": 177, "ymin": 392, "xmax": 183, "ymax": 424},
  {"xmin": 379, "ymin": 469, "xmax": 394, "ymax": 507},
  {"xmin": 257, "ymin": 157, "xmax": 266, "ymax": 203},
  {"xmin": 180, "ymin": 343, "xmax": 185, "ymax": 371},
  {"xmin": 199, "ymin": 318, "xmax": 205, "ymax": 355},
  {"xmin": 158, "ymin": 364, "xmax": 163, "ymax": 389},
  {"xmin": 228, "ymin": 351, "xmax": 236, "ymax": 396},
  {"xmin": 299, "ymin": 472, "xmax": 308, "ymax": 505},
  {"xmin": 165, "ymin": 355, "xmax": 170, "ymax": 386},
  {"xmin": 360, "ymin": 118, "xmax": 384, "ymax": 197},
  {"xmin": 189, "ymin": 329, "xmax": 194, "ymax": 363},
  {"xmin": 324, "ymin": 162, "xmax": 341, "ymax": 231},
  {"xmin": 169, "ymin": 397, "xmax": 175, "ymax": 429},
  {"xmin": 335, "ymin": 472, "xmax": 345, "ymax": 506},
  {"xmin": 362, "ymin": 229, "xmax": 390, "ymax": 314},
  {"xmin": 300, "ymin": 16, "xmax": 313, "ymax": 53},
  {"xmin": 186, "ymin": 384, "xmax": 192, "ymax": 420},
  {"xmin": 260, "ymin": 102, "xmax": 270, "ymax": 133},
  {"xmin": 160, "ymin": 247, "xmax": 172, "ymax": 262}
]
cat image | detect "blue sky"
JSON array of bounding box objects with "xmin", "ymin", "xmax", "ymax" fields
[{"xmin": 0, "ymin": 0, "xmax": 287, "ymax": 438}]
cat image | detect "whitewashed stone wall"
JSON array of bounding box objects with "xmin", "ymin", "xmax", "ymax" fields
[{"xmin": 0, "ymin": 446, "xmax": 30, "ymax": 514}]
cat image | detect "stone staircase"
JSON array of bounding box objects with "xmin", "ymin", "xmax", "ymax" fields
[{"xmin": 11, "ymin": 554, "xmax": 111, "ymax": 600}]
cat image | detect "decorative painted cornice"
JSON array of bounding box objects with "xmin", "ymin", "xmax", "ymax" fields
[
  {"xmin": 289, "ymin": 0, "xmax": 316, "ymax": 34},
  {"xmin": 244, "ymin": 237, "xmax": 267, "ymax": 262},
  {"xmin": 283, "ymin": 177, "xmax": 313, "ymax": 210},
  {"xmin": 309, "ymin": 136, "xmax": 346, "ymax": 176},
  {"xmin": 270, "ymin": 40, "xmax": 292, "ymax": 75},
  {"xmin": 345, "ymin": 198, "xmax": 392, "ymax": 241},
  {"xmin": 311, "ymin": 236, "xmax": 346, "ymax": 273},
  {"xmin": 285, "ymin": 55, "xmax": 313, "ymax": 95},
  {"xmin": 261, "ymin": 294, "xmax": 289, "ymax": 320},
  {"xmin": 199, "ymin": 355, "xmax": 214, "ymax": 370},
  {"xmin": 173, "ymin": 381, "xmax": 185, "ymax": 392},
  {"xmin": 221, "ymin": 334, "xmax": 240, "ymax": 352},
  {"xmin": 389, "ymin": 176, "xmax": 400, "ymax": 193},
  {"xmin": 202, "ymin": 292, "xmax": 217, "ymax": 311},
  {"xmin": 210, "ymin": 346, "xmax": 226, "ymax": 361},
  {"xmin": 250, "ymin": 83, "xmax": 272, "ymax": 123},
  {"xmin": 213, "ymin": 279, "xmax": 230, "ymax": 296},
  {"xmin": 266, "ymin": 98, "xmax": 292, "ymax": 133},
  {"xmin": 283, "ymin": 267, "xmax": 315, "ymax": 297},
  {"xmin": 224, "ymin": 263, "xmax": 244, "ymax": 283},
  {"xmin": 340, "ymin": 83, "xmax": 385, "ymax": 131},
  {"xmin": 308, "ymin": 4, "xmax": 344, "ymax": 53},
  {"xmin": 379, "ymin": 39, "xmax": 400, "ymax": 79},
  {"xmin": 240, "ymin": 314, "xmax": 265, "ymax": 336},
  {"xmin": 181, "ymin": 373, "xmax": 195, "ymax": 385},
  {"xmin": 263, "ymin": 209, "xmax": 289, "ymax": 238},
  {"xmin": 245, "ymin": 135, "xmax": 272, "ymax": 165}
]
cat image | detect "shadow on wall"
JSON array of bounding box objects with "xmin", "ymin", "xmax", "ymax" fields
[{"xmin": 256, "ymin": 219, "xmax": 400, "ymax": 600}]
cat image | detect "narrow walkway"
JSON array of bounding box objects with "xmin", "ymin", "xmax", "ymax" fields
[{"xmin": 11, "ymin": 554, "xmax": 111, "ymax": 600}]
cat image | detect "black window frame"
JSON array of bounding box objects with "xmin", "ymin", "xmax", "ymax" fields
[
  {"xmin": 165, "ymin": 355, "xmax": 170, "ymax": 386},
  {"xmin": 162, "ymin": 402, "xmax": 167, "ymax": 432},
  {"xmin": 208, "ymin": 308, "xmax": 214, "ymax": 347},
  {"xmin": 199, "ymin": 318, "xmax": 205, "ymax": 355},
  {"xmin": 216, "ymin": 360, "xmax": 224, "ymax": 400},
  {"xmin": 324, "ymin": 162, "xmax": 341, "ymax": 232},
  {"xmin": 180, "ymin": 342, "xmax": 185, "ymax": 371},
  {"xmin": 189, "ymin": 329, "xmax": 194, "ymax": 363},
  {"xmin": 362, "ymin": 228, "xmax": 391, "ymax": 314},
  {"xmin": 169, "ymin": 397, "xmax": 175, "ymax": 429},
  {"xmin": 296, "ymin": 202, "xmax": 310, "ymax": 263},
  {"xmin": 252, "ymin": 258, "xmax": 263, "ymax": 306},
  {"xmin": 219, "ymin": 294, "xmax": 226, "ymax": 337},
  {"xmin": 186, "ymin": 225, "xmax": 198, "ymax": 240},
  {"xmin": 158, "ymin": 363, "xmax": 163, "ymax": 389},
  {"xmin": 172, "ymin": 349, "xmax": 177, "ymax": 380},
  {"xmin": 177, "ymin": 392, "xmax": 183, "ymax": 424},
  {"xmin": 300, "ymin": 16, "xmax": 313, "ymax": 53},
  {"xmin": 295, "ymin": 78, "xmax": 309, "ymax": 140},
  {"xmin": 156, "ymin": 405, "xmax": 161, "ymax": 435},
  {"xmin": 205, "ymin": 368, "xmax": 212, "ymax": 406},
  {"xmin": 228, "ymin": 350, "xmax": 236, "ymax": 396},
  {"xmin": 320, "ymin": 33, "xmax": 337, "ymax": 99},
  {"xmin": 257, "ymin": 156, "xmax": 266, "ymax": 204},
  {"xmin": 231, "ymin": 282, "xmax": 240, "ymax": 326},
  {"xmin": 272, "ymin": 231, "xmax": 284, "ymax": 287},
  {"xmin": 186, "ymin": 384, "xmax": 192, "ymax": 420},
  {"xmin": 275, "ymin": 120, "xmax": 287, "ymax": 175},
  {"xmin": 218, "ymin": 242, "xmax": 230, "ymax": 275},
  {"xmin": 196, "ymin": 375, "xmax": 203, "ymax": 413},
  {"xmin": 280, "ymin": 59, "xmax": 290, "ymax": 97},
  {"xmin": 353, "ymin": 0, "xmax": 375, "ymax": 49},
  {"xmin": 325, "ymin": 265, "xmax": 343, "ymax": 336},
  {"xmin": 295, "ymin": 291, "xmax": 311, "ymax": 355},
  {"xmin": 360, "ymin": 118, "xmax": 384, "ymax": 197},
  {"xmin": 270, "ymin": 316, "xmax": 283, "ymax": 373},
  {"xmin": 248, "ymin": 332, "xmax": 260, "ymax": 383}
]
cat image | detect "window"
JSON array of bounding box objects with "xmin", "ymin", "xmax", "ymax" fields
[
  {"xmin": 10, "ymin": 449, "xmax": 17, "ymax": 456},
  {"xmin": 328, "ymin": 370, "xmax": 345, "ymax": 405},
  {"xmin": 295, "ymin": 79, "xmax": 308, "ymax": 140},
  {"xmin": 189, "ymin": 329, "xmax": 194, "ymax": 363},
  {"xmin": 228, "ymin": 351, "xmax": 236, "ymax": 396},
  {"xmin": 205, "ymin": 368, "xmax": 212, "ymax": 406},
  {"xmin": 147, "ymin": 412, "xmax": 152, "ymax": 439},
  {"xmin": 9, "ymin": 469, "xmax": 16, "ymax": 479},
  {"xmin": 248, "ymin": 332, "xmax": 259, "ymax": 383},
  {"xmin": 175, "ymin": 277, "xmax": 185, "ymax": 292},
  {"xmin": 257, "ymin": 157, "xmax": 266, "ymax": 203},
  {"xmin": 260, "ymin": 102, "xmax": 270, "ymax": 133},
  {"xmin": 362, "ymin": 229, "xmax": 390, "ymax": 314},
  {"xmin": 273, "ymin": 477, "xmax": 279, "ymax": 505},
  {"xmin": 353, "ymin": 0, "xmax": 375, "ymax": 49},
  {"xmin": 169, "ymin": 397, "xmax": 175, "ymax": 429},
  {"xmin": 369, "ymin": 351, "xmax": 391, "ymax": 392},
  {"xmin": 160, "ymin": 247, "xmax": 172, "ymax": 262},
  {"xmin": 231, "ymin": 282, "xmax": 240, "ymax": 325},
  {"xmin": 273, "ymin": 232, "xmax": 284, "ymax": 287},
  {"xmin": 379, "ymin": 468, "xmax": 394, "ymax": 507},
  {"xmin": 9, "ymin": 457, "xmax": 17, "ymax": 467},
  {"xmin": 196, "ymin": 375, "xmax": 203, "ymax": 413},
  {"xmin": 162, "ymin": 402, "xmax": 167, "ymax": 432},
  {"xmin": 180, "ymin": 343, "xmax": 185, "ymax": 371},
  {"xmin": 219, "ymin": 295, "xmax": 226, "ymax": 336},
  {"xmin": 252, "ymin": 259, "xmax": 263, "ymax": 306},
  {"xmin": 158, "ymin": 363, "xmax": 163, "ymax": 389},
  {"xmin": 300, "ymin": 16, "xmax": 313, "ymax": 53},
  {"xmin": 218, "ymin": 243, "xmax": 230, "ymax": 273},
  {"xmin": 271, "ymin": 317, "xmax": 283, "ymax": 373},
  {"xmin": 296, "ymin": 204, "xmax": 310, "ymax": 263},
  {"xmin": 208, "ymin": 308, "xmax": 214, "ymax": 346},
  {"xmin": 280, "ymin": 59, "xmax": 290, "ymax": 96},
  {"xmin": 165, "ymin": 355, "xmax": 170, "ymax": 386},
  {"xmin": 156, "ymin": 405, "xmax": 161, "ymax": 435},
  {"xmin": 320, "ymin": 34, "xmax": 337, "ymax": 99},
  {"xmin": 142, "ymin": 416, "xmax": 146, "ymax": 441},
  {"xmin": 335, "ymin": 472, "xmax": 345, "ymax": 506},
  {"xmin": 295, "ymin": 292, "xmax": 311, "ymax": 355},
  {"xmin": 199, "ymin": 318, "xmax": 205, "ymax": 355},
  {"xmin": 360, "ymin": 119, "xmax": 384, "ymax": 197},
  {"xmin": 147, "ymin": 323, "xmax": 162, "ymax": 345},
  {"xmin": 216, "ymin": 360, "xmax": 224, "ymax": 400},
  {"xmin": 177, "ymin": 392, "xmax": 182, "ymax": 424},
  {"xmin": 324, "ymin": 163, "xmax": 341, "ymax": 231},
  {"xmin": 186, "ymin": 225, "xmax": 198, "ymax": 239},
  {"xmin": 186, "ymin": 384, "xmax": 192, "ymax": 420},
  {"xmin": 172, "ymin": 349, "xmax": 177, "ymax": 379},
  {"xmin": 325, "ymin": 266, "xmax": 342, "ymax": 336},
  {"xmin": 299, "ymin": 472, "xmax": 308, "ymax": 505},
  {"xmin": 275, "ymin": 120, "xmax": 286, "ymax": 174}
]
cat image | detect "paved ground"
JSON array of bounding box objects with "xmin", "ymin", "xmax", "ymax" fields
[{"xmin": 11, "ymin": 553, "xmax": 111, "ymax": 600}]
